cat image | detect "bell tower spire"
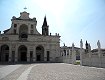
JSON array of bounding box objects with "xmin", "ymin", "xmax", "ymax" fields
[{"xmin": 42, "ymin": 16, "xmax": 49, "ymax": 35}]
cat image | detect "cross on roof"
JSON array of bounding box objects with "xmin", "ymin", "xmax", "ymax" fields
[{"xmin": 24, "ymin": 7, "xmax": 27, "ymax": 11}]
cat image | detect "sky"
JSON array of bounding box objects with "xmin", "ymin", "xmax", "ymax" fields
[{"xmin": 0, "ymin": 0, "xmax": 105, "ymax": 49}]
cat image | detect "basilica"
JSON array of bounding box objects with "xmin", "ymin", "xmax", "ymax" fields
[{"xmin": 0, "ymin": 11, "xmax": 60, "ymax": 62}]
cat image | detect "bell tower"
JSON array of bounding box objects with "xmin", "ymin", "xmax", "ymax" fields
[{"xmin": 42, "ymin": 16, "xmax": 49, "ymax": 35}]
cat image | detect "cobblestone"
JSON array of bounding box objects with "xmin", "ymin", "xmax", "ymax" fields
[
  {"xmin": 1, "ymin": 64, "xmax": 31, "ymax": 80},
  {"xmin": 0, "ymin": 65, "xmax": 21, "ymax": 80},
  {"xmin": 28, "ymin": 63, "xmax": 105, "ymax": 80},
  {"xmin": 0, "ymin": 63, "xmax": 105, "ymax": 80},
  {"xmin": 0, "ymin": 65, "xmax": 7, "ymax": 68}
]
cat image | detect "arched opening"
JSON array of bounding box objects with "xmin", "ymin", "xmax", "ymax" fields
[
  {"xmin": 19, "ymin": 24, "xmax": 28, "ymax": 40},
  {"xmin": 36, "ymin": 46, "xmax": 44, "ymax": 61},
  {"xmin": 18, "ymin": 45, "xmax": 27, "ymax": 61},
  {"xmin": 0, "ymin": 45, "xmax": 9, "ymax": 62}
]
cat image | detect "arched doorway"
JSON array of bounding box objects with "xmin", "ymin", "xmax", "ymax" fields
[
  {"xmin": 36, "ymin": 46, "xmax": 44, "ymax": 61},
  {"xmin": 1, "ymin": 45, "xmax": 9, "ymax": 62},
  {"xmin": 18, "ymin": 45, "xmax": 27, "ymax": 61}
]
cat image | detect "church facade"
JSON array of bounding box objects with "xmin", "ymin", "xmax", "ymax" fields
[{"xmin": 0, "ymin": 11, "xmax": 60, "ymax": 63}]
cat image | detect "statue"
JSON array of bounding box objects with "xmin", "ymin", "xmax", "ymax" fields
[
  {"xmin": 72, "ymin": 43, "xmax": 75, "ymax": 51},
  {"xmin": 88, "ymin": 43, "xmax": 91, "ymax": 52},
  {"xmin": 85, "ymin": 40, "xmax": 89, "ymax": 53},
  {"xmin": 63, "ymin": 43, "xmax": 65, "ymax": 46},
  {"xmin": 72, "ymin": 43, "xmax": 74, "ymax": 48},
  {"xmin": 80, "ymin": 39, "xmax": 83, "ymax": 48},
  {"xmin": 89, "ymin": 44, "xmax": 91, "ymax": 50},
  {"xmin": 97, "ymin": 40, "xmax": 101, "ymax": 49},
  {"xmin": 50, "ymin": 33, "xmax": 51, "ymax": 36}
]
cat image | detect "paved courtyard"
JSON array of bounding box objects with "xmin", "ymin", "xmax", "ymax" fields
[{"xmin": 0, "ymin": 63, "xmax": 105, "ymax": 80}]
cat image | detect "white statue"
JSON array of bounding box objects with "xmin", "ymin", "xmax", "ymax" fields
[
  {"xmin": 72, "ymin": 43, "xmax": 75, "ymax": 52},
  {"xmin": 89, "ymin": 44, "xmax": 91, "ymax": 50},
  {"xmin": 63, "ymin": 43, "xmax": 65, "ymax": 46},
  {"xmin": 88, "ymin": 43, "xmax": 91, "ymax": 52},
  {"xmin": 97, "ymin": 40, "xmax": 101, "ymax": 49},
  {"xmin": 80, "ymin": 39, "xmax": 83, "ymax": 48},
  {"xmin": 72, "ymin": 43, "xmax": 74, "ymax": 48}
]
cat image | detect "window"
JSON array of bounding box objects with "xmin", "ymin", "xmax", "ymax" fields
[
  {"xmin": 36, "ymin": 47, "xmax": 41, "ymax": 50},
  {"xmin": 19, "ymin": 33, "xmax": 28, "ymax": 40},
  {"xmin": 12, "ymin": 51, "xmax": 15, "ymax": 54},
  {"xmin": 30, "ymin": 51, "xmax": 33, "ymax": 59},
  {"xmin": 14, "ymin": 29, "xmax": 16, "ymax": 34},
  {"xmin": 5, "ymin": 46, "xmax": 9, "ymax": 50},
  {"xmin": 67, "ymin": 50, "xmax": 69, "ymax": 55},
  {"xmin": 47, "ymin": 51, "xmax": 50, "ymax": 61},
  {"xmin": 30, "ymin": 30, "xmax": 33, "ymax": 34},
  {"xmin": 31, "ymin": 24, "xmax": 33, "ymax": 29},
  {"xmin": 44, "ymin": 28, "xmax": 47, "ymax": 31},
  {"xmin": 64, "ymin": 50, "xmax": 66, "ymax": 56},
  {"xmin": 21, "ymin": 33, "xmax": 28, "ymax": 38},
  {"xmin": 14, "ymin": 24, "xmax": 17, "ymax": 28}
]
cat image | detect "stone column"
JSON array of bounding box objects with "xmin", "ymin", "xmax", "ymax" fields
[
  {"xmin": 9, "ymin": 45, "xmax": 12, "ymax": 62},
  {"xmin": 33, "ymin": 46, "xmax": 36, "ymax": 62},
  {"xmin": 66, "ymin": 50, "xmax": 68, "ymax": 58},
  {"xmin": 0, "ymin": 45, "xmax": 1, "ymax": 61},
  {"xmin": 15, "ymin": 45, "xmax": 18, "ymax": 62},
  {"xmin": 80, "ymin": 49, "xmax": 83, "ymax": 65},
  {"xmin": 97, "ymin": 40, "xmax": 101, "ymax": 67},
  {"xmin": 62, "ymin": 51, "xmax": 64, "ymax": 62},
  {"xmin": 80, "ymin": 39, "xmax": 83, "ymax": 65},
  {"xmin": 97, "ymin": 40, "xmax": 101, "ymax": 57},
  {"xmin": 88, "ymin": 44, "xmax": 92, "ymax": 66},
  {"xmin": 44, "ymin": 45, "xmax": 47, "ymax": 61},
  {"xmin": 72, "ymin": 43, "xmax": 76, "ymax": 64},
  {"xmin": 88, "ymin": 52, "xmax": 92, "ymax": 66},
  {"xmin": 27, "ymin": 47, "xmax": 30, "ymax": 62}
]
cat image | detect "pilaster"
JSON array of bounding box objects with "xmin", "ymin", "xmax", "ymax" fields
[
  {"xmin": 9, "ymin": 44, "xmax": 12, "ymax": 62},
  {"xmin": 80, "ymin": 48, "xmax": 83, "ymax": 65},
  {"xmin": 27, "ymin": 47, "xmax": 30, "ymax": 62},
  {"xmin": 28, "ymin": 24, "xmax": 30, "ymax": 34},
  {"xmin": 33, "ymin": 46, "xmax": 36, "ymax": 62},
  {"xmin": 44, "ymin": 45, "xmax": 47, "ymax": 61},
  {"xmin": 17, "ymin": 23, "xmax": 20, "ymax": 34},
  {"xmin": 15, "ymin": 45, "xmax": 18, "ymax": 62}
]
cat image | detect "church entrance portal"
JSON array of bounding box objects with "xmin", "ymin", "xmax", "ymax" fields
[
  {"xmin": 36, "ymin": 46, "xmax": 44, "ymax": 61},
  {"xmin": 37, "ymin": 55, "xmax": 41, "ymax": 61},
  {"xmin": 18, "ymin": 45, "xmax": 27, "ymax": 61},
  {"xmin": 0, "ymin": 45, "xmax": 9, "ymax": 62}
]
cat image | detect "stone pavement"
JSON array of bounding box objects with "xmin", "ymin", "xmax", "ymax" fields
[
  {"xmin": 0, "ymin": 65, "xmax": 21, "ymax": 80},
  {"xmin": 0, "ymin": 63, "xmax": 105, "ymax": 80}
]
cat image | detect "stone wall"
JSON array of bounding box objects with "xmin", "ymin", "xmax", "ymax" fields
[
  {"xmin": 80, "ymin": 39, "xmax": 105, "ymax": 68},
  {"xmin": 81, "ymin": 51, "xmax": 105, "ymax": 68},
  {"xmin": 60, "ymin": 44, "xmax": 78, "ymax": 64}
]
